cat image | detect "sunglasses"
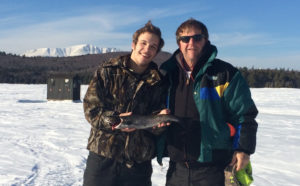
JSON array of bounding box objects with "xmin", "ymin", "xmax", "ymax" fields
[{"xmin": 178, "ymin": 34, "xmax": 205, "ymax": 43}]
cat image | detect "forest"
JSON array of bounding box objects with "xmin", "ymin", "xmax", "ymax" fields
[{"xmin": 1, "ymin": 51, "xmax": 300, "ymax": 88}]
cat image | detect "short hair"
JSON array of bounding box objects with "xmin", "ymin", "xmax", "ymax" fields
[
  {"xmin": 175, "ymin": 18, "xmax": 209, "ymax": 44},
  {"xmin": 132, "ymin": 20, "xmax": 164, "ymax": 52}
]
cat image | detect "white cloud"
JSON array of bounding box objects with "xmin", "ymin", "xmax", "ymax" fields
[
  {"xmin": 0, "ymin": 3, "xmax": 209, "ymax": 54},
  {"xmin": 144, "ymin": 5, "xmax": 208, "ymax": 19},
  {"xmin": 211, "ymin": 32, "xmax": 300, "ymax": 70},
  {"xmin": 210, "ymin": 32, "xmax": 275, "ymax": 47},
  {"xmin": 0, "ymin": 7, "xmax": 146, "ymax": 54}
]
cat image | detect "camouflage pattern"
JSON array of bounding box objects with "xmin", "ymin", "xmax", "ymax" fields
[{"xmin": 83, "ymin": 54, "xmax": 167, "ymax": 165}]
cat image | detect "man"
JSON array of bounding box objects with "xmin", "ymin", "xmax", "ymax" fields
[
  {"xmin": 159, "ymin": 18, "xmax": 258, "ymax": 185},
  {"xmin": 83, "ymin": 21, "xmax": 167, "ymax": 186}
]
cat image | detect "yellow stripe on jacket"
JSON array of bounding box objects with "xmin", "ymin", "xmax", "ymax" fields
[{"xmin": 215, "ymin": 82, "xmax": 229, "ymax": 97}]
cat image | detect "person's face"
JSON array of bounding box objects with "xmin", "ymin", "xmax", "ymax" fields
[
  {"xmin": 178, "ymin": 28, "xmax": 207, "ymax": 65},
  {"xmin": 131, "ymin": 32, "xmax": 159, "ymax": 67}
]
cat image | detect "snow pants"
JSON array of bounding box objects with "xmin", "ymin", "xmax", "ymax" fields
[
  {"xmin": 166, "ymin": 160, "xmax": 225, "ymax": 186},
  {"xmin": 83, "ymin": 152, "xmax": 152, "ymax": 186}
]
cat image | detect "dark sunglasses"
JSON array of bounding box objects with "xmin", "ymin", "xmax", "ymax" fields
[{"xmin": 178, "ymin": 34, "xmax": 205, "ymax": 43}]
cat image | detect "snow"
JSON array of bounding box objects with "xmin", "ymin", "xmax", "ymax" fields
[
  {"xmin": 0, "ymin": 84, "xmax": 300, "ymax": 185},
  {"xmin": 22, "ymin": 44, "xmax": 118, "ymax": 57}
]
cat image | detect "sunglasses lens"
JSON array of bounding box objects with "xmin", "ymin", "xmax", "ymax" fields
[
  {"xmin": 179, "ymin": 34, "xmax": 204, "ymax": 43},
  {"xmin": 180, "ymin": 36, "xmax": 190, "ymax": 43},
  {"xmin": 193, "ymin": 34, "xmax": 203, "ymax": 41}
]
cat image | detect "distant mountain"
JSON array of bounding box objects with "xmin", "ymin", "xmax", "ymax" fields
[
  {"xmin": 22, "ymin": 44, "xmax": 119, "ymax": 57},
  {"xmin": 0, "ymin": 51, "xmax": 173, "ymax": 84}
]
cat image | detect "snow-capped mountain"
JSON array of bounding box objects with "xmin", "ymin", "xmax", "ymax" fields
[{"xmin": 22, "ymin": 44, "xmax": 118, "ymax": 57}]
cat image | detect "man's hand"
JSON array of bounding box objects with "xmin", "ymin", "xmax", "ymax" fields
[
  {"xmin": 153, "ymin": 109, "xmax": 171, "ymax": 129},
  {"xmin": 113, "ymin": 112, "xmax": 136, "ymax": 132},
  {"xmin": 230, "ymin": 151, "xmax": 250, "ymax": 171}
]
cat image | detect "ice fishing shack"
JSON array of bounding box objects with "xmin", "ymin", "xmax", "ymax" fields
[{"xmin": 47, "ymin": 74, "xmax": 81, "ymax": 100}]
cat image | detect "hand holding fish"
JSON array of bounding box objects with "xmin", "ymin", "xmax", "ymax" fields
[
  {"xmin": 118, "ymin": 112, "xmax": 136, "ymax": 132},
  {"xmin": 153, "ymin": 109, "xmax": 171, "ymax": 129}
]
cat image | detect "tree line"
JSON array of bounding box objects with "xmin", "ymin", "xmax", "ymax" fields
[{"xmin": 1, "ymin": 51, "xmax": 300, "ymax": 88}]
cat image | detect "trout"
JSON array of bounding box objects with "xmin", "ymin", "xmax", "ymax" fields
[{"xmin": 105, "ymin": 114, "xmax": 180, "ymax": 129}]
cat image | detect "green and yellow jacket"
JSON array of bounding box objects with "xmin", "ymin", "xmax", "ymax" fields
[{"xmin": 159, "ymin": 43, "xmax": 258, "ymax": 163}]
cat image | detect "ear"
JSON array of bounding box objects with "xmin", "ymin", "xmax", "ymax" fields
[{"xmin": 131, "ymin": 42, "xmax": 136, "ymax": 50}]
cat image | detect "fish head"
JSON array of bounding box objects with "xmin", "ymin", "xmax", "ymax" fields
[
  {"xmin": 103, "ymin": 115, "xmax": 121, "ymax": 127},
  {"xmin": 113, "ymin": 116, "xmax": 134, "ymax": 129}
]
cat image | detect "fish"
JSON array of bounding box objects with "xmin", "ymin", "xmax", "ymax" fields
[{"xmin": 108, "ymin": 114, "xmax": 180, "ymax": 129}]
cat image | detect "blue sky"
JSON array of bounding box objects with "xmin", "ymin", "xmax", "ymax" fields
[{"xmin": 1, "ymin": 0, "xmax": 300, "ymax": 70}]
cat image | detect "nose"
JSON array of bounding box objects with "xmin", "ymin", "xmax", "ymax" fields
[
  {"xmin": 145, "ymin": 44, "xmax": 150, "ymax": 51},
  {"xmin": 144, "ymin": 44, "xmax": 154, "ymax": 54},
  {"xmin": 189, "ymin": 37, "xmax": 196, "ymax": 44}
]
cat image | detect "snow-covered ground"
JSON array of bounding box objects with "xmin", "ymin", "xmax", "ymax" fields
[{"xmin": 0, "ymin": 84, "xmax": 299, "ymax": 186}]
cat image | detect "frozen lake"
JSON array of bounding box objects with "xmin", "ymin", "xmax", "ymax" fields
[{"xmin": 0, "ymin": 84, "xmax": 300, "ymax": 185}]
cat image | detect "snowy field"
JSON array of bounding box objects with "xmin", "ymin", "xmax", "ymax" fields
[{"xmin": 0, "ymin": 84, "xmax": 300, "ymax": 186}]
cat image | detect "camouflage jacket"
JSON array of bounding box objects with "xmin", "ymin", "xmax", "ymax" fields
[{"xmin": 83, "ymin": 54, "xmax": 167, "ymax": 165}]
